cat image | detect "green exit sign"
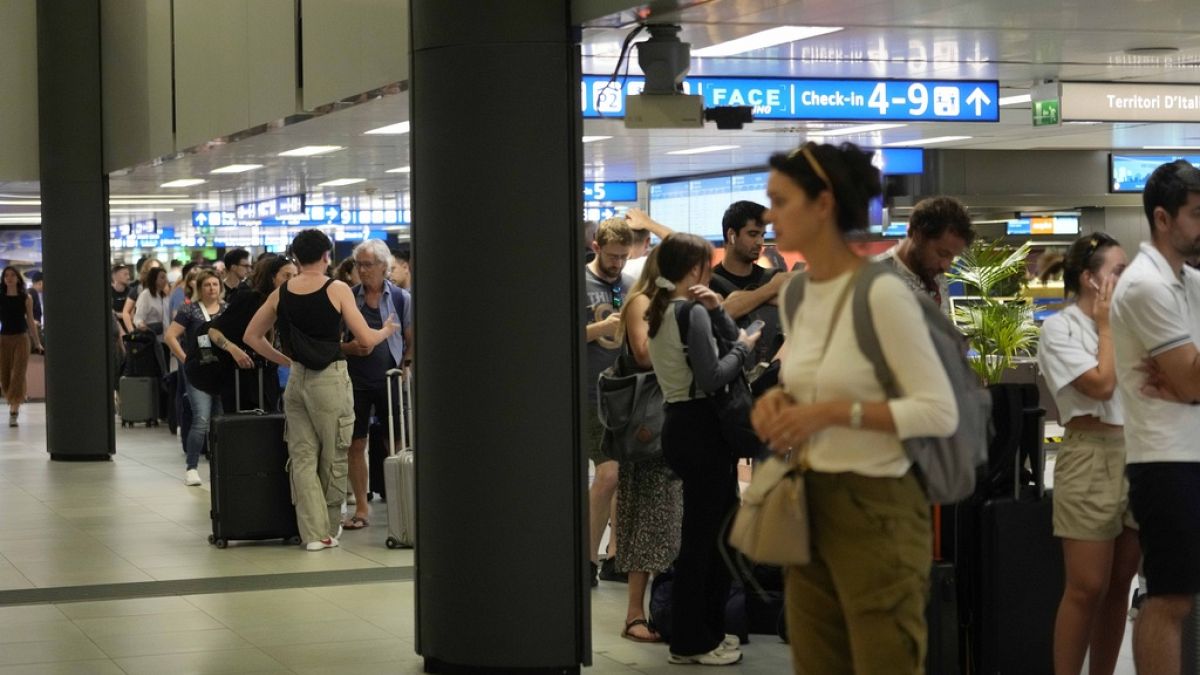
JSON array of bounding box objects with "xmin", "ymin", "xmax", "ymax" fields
[{"xmin": 1033, "ymin": 99, "xmax": 1060, "ymax": 127}]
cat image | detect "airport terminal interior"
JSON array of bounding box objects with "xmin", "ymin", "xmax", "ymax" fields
[{"xmin": 1, "ymin": 0, "xmax": 1199, "ymax": 672}]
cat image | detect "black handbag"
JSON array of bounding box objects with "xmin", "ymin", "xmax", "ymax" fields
[{"xmin": 675, "ymin": 302, "xmax": 766, "ymax": 460}]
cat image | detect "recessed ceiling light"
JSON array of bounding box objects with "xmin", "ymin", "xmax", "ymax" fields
[
  {"xmin": 364, "ymin": 122, "xmax": 410, "ymax": 135},
  {"xmin": 318, "ymin": 178, "xmax": 367, "ymax": 187},
  {"xmin": 386, "ymin": 166, "xmax": 411, "ymax": 174},
  {"xmin": 109, "ymin": 207, "xmax": 177, "ymax": 213},
  {"xmin": 692, "ymin": 26, "xmax": 844, "ymax": 57},
  {"xmin": 160, "ymin": 179, "xmax": 206, "ymax": 188},
  {"xmin": 884, "ymin": 136, "xmax": 972, "ymax": 147},
  {"xmin": 811, "ymin": 123, "xmax": 905, "ymax": 138},
  {"xmin": 999, "ymin": 94, "xmax": 1032, "ymax": 106},
  {"xmin": 0, "ymin": 200, "xmax": 40, "ymax": 206},
  {"xmin": 582, "ymin": 135, "xmax": 613, "ymax": 143},
  {"xmin": 109, "ymin": 197, "xmax": 217, "ymax": 205},
  {"xmin": 278, "ymin": 145, "xmax": 344, "ymax": 157},
  {"xmin": 1143, "ymin": 145, "xmax": 1200, "ymax": 150},
  {"xmin": 666, "ymin": 145, "xmax": 740, "ymax": 155},
  {"xmin": 210, "ymin": 164, "xmax": 264, "ymax": 174}
]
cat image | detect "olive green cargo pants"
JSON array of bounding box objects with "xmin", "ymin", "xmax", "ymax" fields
[{"xmin": 284, "ymin": 361, "xmax": 355, "ymax": 545}]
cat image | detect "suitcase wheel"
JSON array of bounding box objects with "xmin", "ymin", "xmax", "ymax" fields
[
  {"xmin": 386, "ymin": 537, "xmax": 400, "ymax": 549},
  {"xmin": 213, "ymin": 538, "xmax": 228, "ymax": 549},
  {"xmin": 286, "ymin": 536, "xmax": 301, "ymax": 546},
  {"xmin": 207, "ymin": 535, "xmax": 214, "ymax": 544}
]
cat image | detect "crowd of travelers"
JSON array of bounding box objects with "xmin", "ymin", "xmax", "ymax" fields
[
  {"xmin": 584, "ymin": 144, "xmax": 1196, "ymax": 674},
  {"xmin": 110, "ymin": 238, "xmax": 413, "ymax": 550}
]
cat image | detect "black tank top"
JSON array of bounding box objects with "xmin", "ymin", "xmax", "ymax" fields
[
  {"xmin": 277, "ymin": 279, "xmax": 345, "ymax": 368},
  {"xmin": 0, "ymin": 294, "xmax": 27, "ymax": 335}
]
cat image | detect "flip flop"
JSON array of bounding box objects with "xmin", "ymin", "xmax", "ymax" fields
[
  {"xmin": 621, "ymin": 618, "xmax": 662, "ymax": 643},
  {"xmin": 343, "ymin": 516, "xmax": 369, "ymax": 530}
]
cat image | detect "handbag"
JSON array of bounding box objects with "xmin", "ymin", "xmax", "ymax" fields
[
  {"xmin": 597, "ymin": 353, "xmax": 665, "ymax": 463},
  {"xmin": 727, "ymin": 267, "xmax": 860, "ymax": 565}
]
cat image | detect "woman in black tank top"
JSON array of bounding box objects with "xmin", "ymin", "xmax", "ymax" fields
[
  {"xmin": 0, "ymin": 267, "xmax": 43, "ymax": 427},
  {"xmin": 243, "ymin": 230, "xmax": 398, "ymax": 550}
]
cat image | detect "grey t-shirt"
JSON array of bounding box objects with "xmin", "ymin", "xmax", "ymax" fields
[{"xmin": 584, "ymin": 266, "xmax": 634, "ymax": 403}]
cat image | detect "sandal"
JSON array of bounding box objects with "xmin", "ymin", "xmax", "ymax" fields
[
  {"xmin": 342, "ymin": 516, "xmax": 369, "ymax": 530},
  {"xmin": 622, "ymin": 618, "xmax": 662, "ymax": 643}
]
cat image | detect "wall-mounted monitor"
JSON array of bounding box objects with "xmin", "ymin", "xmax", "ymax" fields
[
  {"xmin": 1111, "ymin": 154, "xmax": 1200, "ymax": 193},
  {"xmin": 1007, "ymin": 213, "xmax": 1080, "ymax": 236}
]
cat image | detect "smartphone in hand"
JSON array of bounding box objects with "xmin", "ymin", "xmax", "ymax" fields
[{"xmin": 746, "ymin": 320, "xmax": 766, "ymax": 337}]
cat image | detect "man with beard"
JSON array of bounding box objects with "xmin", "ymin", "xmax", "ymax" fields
[
  {"xmin": 1111, "ymin": 160, "xmax": 1200, "ymax": 675},
  {"xmin": 875, "ymin": 196, "xmax": 975, "ymax": 315},
  {"xmin": 709, "ymin": 201, "xmax": 790, "ymax": 367},
  {"xmin": 584, "ymin": 217, "xmax": 635, "ymax": 587}
]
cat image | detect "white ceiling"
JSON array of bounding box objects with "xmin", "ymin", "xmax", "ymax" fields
[{"xmin": 6, "ymin": 0, "xmax": 1200, "ymax": 231}]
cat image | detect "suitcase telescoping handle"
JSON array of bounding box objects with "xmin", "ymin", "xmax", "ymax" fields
[
  {"xmin": 384, "ymin": 368, "xmax": 410, "ymax": 457},
  {"xmin": 233, "ymin": 365, "xmax": 266, "ymax": 414}
]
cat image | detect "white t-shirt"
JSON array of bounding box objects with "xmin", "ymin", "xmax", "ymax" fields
[
  {"xmin": 779, "ymin": 270, "xmax": 959, "ymax": 477},
  {"xmin": 1037, "ymin": 303, "xmax": 1124, "ymax": 426},
  {"xmin": 1111, "ymin": 242, "xmax": 1200, "ymax": 464},
  {"xmin": 623, "ymin": 255, "xmax": 648, "ymax": 286}
]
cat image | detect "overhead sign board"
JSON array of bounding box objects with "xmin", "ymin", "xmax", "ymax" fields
[
  {"xmin": 1110, "ymin": 154, "xmax": 1200, "ymax": 193},
  {"xmin": 235, "ymin": 194, "xmax": 306, "ymax": 221},
  {"xmin": 582, "ymin": 75, "xmax": 999, "ymax": 123},
  {"xmin": 1061, "ymin": 82, "xmax": 1200, "ymax": 123},
  {"xmin": 583, "ymin": 181, "xmax": 637, "ymax": 202}
]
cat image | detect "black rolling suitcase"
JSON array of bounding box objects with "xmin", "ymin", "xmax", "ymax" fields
[
  {"xmin": 207, "ymin": 368, "xmax": 300, "ymax": 548},
  {"xmin": 973, "ymin": 398, "xmax": 1062, "ymax": 675},
  {"xmin": 926, "ymin": 505, "xmax": 959, "ymax": 675}
]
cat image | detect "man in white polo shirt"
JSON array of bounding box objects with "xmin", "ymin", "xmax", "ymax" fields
[{"xmin": 1110, "ymin": 159, "xmax": 1200, "ymax": 675}]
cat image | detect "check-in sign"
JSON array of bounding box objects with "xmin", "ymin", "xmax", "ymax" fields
[{"xmin": 1061, "ymin": 82, "xmax": 1200, "ymax": 122}]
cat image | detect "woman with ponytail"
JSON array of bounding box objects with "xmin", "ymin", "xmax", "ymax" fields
[
  {"xmin": 646, "ymin": 233, "xmax": 759, "ymax": 666},
  {"xmin": 751, "ymin": 142, "xmax": 958, "ymax": 673},
  {"xmin": 1037, "ymin": 233, "xmax": 1139, "ymax": 675},
  {"xmin": 611, "ymin": 247, "xmax": 683, "ymax": 644}
]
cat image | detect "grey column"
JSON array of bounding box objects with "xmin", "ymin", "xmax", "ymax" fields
[
  {"xmin": 37, "ymin": 2, "xmax": 115, "ymax": 460},
  {"xmin": 410, "ymin": 2, "xmax": 588, "ymax": 672}
]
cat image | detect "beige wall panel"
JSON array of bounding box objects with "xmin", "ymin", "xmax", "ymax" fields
[
  {"xmin": 0, "ymin": 0, "xmax": 39, "ymax": 180},
  {"xmin": 246, "ymin": 0, "xmax": 298, "ymax": 126},
  {"xmin": 174, "ymin": 0, "xmax": 249, "ymax": 149},
  {"xmin": 102, "ymin": 0, "xmax": 174, "ymax": 172},
  {"xmin": 302, "ymin": 0, "xmax": 408, "ymax": 110}
]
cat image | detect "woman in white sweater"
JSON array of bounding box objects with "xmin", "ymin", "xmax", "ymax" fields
[{"xmin": 750, "ymin": 142, "xmax": 958, "ymax": 674}]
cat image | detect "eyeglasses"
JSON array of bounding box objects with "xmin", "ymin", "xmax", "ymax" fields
[{"xmin": 353, "ymin": 259, "xmax": 380, "ymax": 269}]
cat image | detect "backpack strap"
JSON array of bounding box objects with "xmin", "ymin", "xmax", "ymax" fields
[
  {"xmin": 674, "ymin": 300, "xmax": 698, "ymax": 399},
  {"xmin": 389, "ymin": 282, "xmax": 407, "ymax": 327},
  {"xmin": 851, "ymin": 262, "xmax": 902, "ymax": 399},
  {"xmin": 781, "ymin": 273, "xmax": 807, "ymax": 332}
]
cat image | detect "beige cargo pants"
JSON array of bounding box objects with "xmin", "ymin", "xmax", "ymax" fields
[{"xmin": 284, "ymin": 361, "xmax": 355, "ymax": 545}]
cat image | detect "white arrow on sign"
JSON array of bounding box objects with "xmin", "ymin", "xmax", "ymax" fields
[
  {"xmin": 966, "ymin": 87, "xmax": 992, "ymax": 116},
  {"xmin": 194, "ymin": 212, "xmax": 208, "ymax": 226}
]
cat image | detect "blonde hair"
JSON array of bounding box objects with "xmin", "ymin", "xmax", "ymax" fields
[
  {"xmin": 595, "ymin": 216, "xmax": 634, "ymax": 248},
  {"xmin": 617, "ymin": 247, "xmax": 660, "ymax": 346},
  {"xmin": 191, "ymin": 269, "xmax": 221, "ymax": 302}
]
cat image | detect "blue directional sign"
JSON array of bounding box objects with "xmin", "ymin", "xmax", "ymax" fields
[
  {"xmin": 583, "ymin": 182, "xmax": 638, "ymax": 202},
  {"xmin": 192, "ymin": 211, "xmax": 236, "ymax": 227},
  {"xmin": 235, "ymin": 194, "xmax": 305, "ymax": 221},
  {"xmin": 582, "ymin": 75, "xmax": 999, "ymax": 123}
]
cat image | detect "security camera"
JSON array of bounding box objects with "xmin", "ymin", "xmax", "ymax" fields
[{"xmin": 704, "ymin": 106, "xmax": 754, "ymax": 130}]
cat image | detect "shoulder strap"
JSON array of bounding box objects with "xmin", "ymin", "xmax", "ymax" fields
[
  {"xmin": 674, "ymin": 301, "xmax": 698, "ymax": 399},
  {"xmin": 321, "ymin": 278, "xmax": 335, "ymax": 290},
  {"xmin": 390, "ymin": 283, "xmax": 406, "ymax": 322},
  {"xmin": 782, "ymin": 273, "xmax": 807, "ymax": 331},
  {"xmin": 851, "ymin": 262, "xmax": 901, "ymax": 399}
]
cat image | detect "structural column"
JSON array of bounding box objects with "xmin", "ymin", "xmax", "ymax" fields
[
  {"xmin": 37, "ymin": 3, "xmax": 115, "ymax": 460},
  {"xmin": 410, "ymin": 2, "xmax": 588, "ymax": 672}
]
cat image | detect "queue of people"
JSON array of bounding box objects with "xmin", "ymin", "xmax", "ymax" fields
[{"xmin": 582, "ymin": 146, "xmax": 1199, "ymax": 674}]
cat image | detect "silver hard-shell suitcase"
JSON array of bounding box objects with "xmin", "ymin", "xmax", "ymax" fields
[
  {"xmin": 118, "ymin": 376, "xmax": 159, "ymax": 427},
  {"xmin": 383, "ymin": 368, "xmax": 415, "ymax": 549}
]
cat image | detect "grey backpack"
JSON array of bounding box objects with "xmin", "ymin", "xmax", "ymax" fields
[{"xmin": 783, "ymin": 263, "xmax": 991, "ymax": 504}]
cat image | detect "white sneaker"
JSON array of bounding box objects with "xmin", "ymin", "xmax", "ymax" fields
[
  {"xmin": 721, "ymin": 634, "xmax": 740, "ymax": 651},
  {"xmin": 668, "ymin": 645, "xmax": 743, "ymax": 666},
  {"xmin": 305, "ymin": 537, "xmax": 339, "ymax": 552},
  {"xmin": 184, "ymin": 469, "xmax": 202, "ymax": 486}
]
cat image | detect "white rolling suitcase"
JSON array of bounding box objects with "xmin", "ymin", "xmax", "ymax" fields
[{"xmin": 383, "ymin": 368, "xmax": 416, "ymax": 549}]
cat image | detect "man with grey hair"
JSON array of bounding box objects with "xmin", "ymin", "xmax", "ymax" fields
[{"xmin": 342, "ymin": 238, "xmax": 414, "ymax": 529}]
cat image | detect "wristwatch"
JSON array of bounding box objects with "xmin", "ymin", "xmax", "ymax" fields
[{"xmin": 849, "ymin": 401, "xmax": 864, "ymax": 430}]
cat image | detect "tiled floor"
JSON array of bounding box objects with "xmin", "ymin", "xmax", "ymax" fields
[{"xmin": 0, "ymin": 405, "xmax": 1139, "ymax": 673}]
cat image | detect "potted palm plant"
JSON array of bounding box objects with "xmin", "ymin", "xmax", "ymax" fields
[{"xmin": 947, "ymin": 239, "xmax": 1040, "ymax": 385}]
